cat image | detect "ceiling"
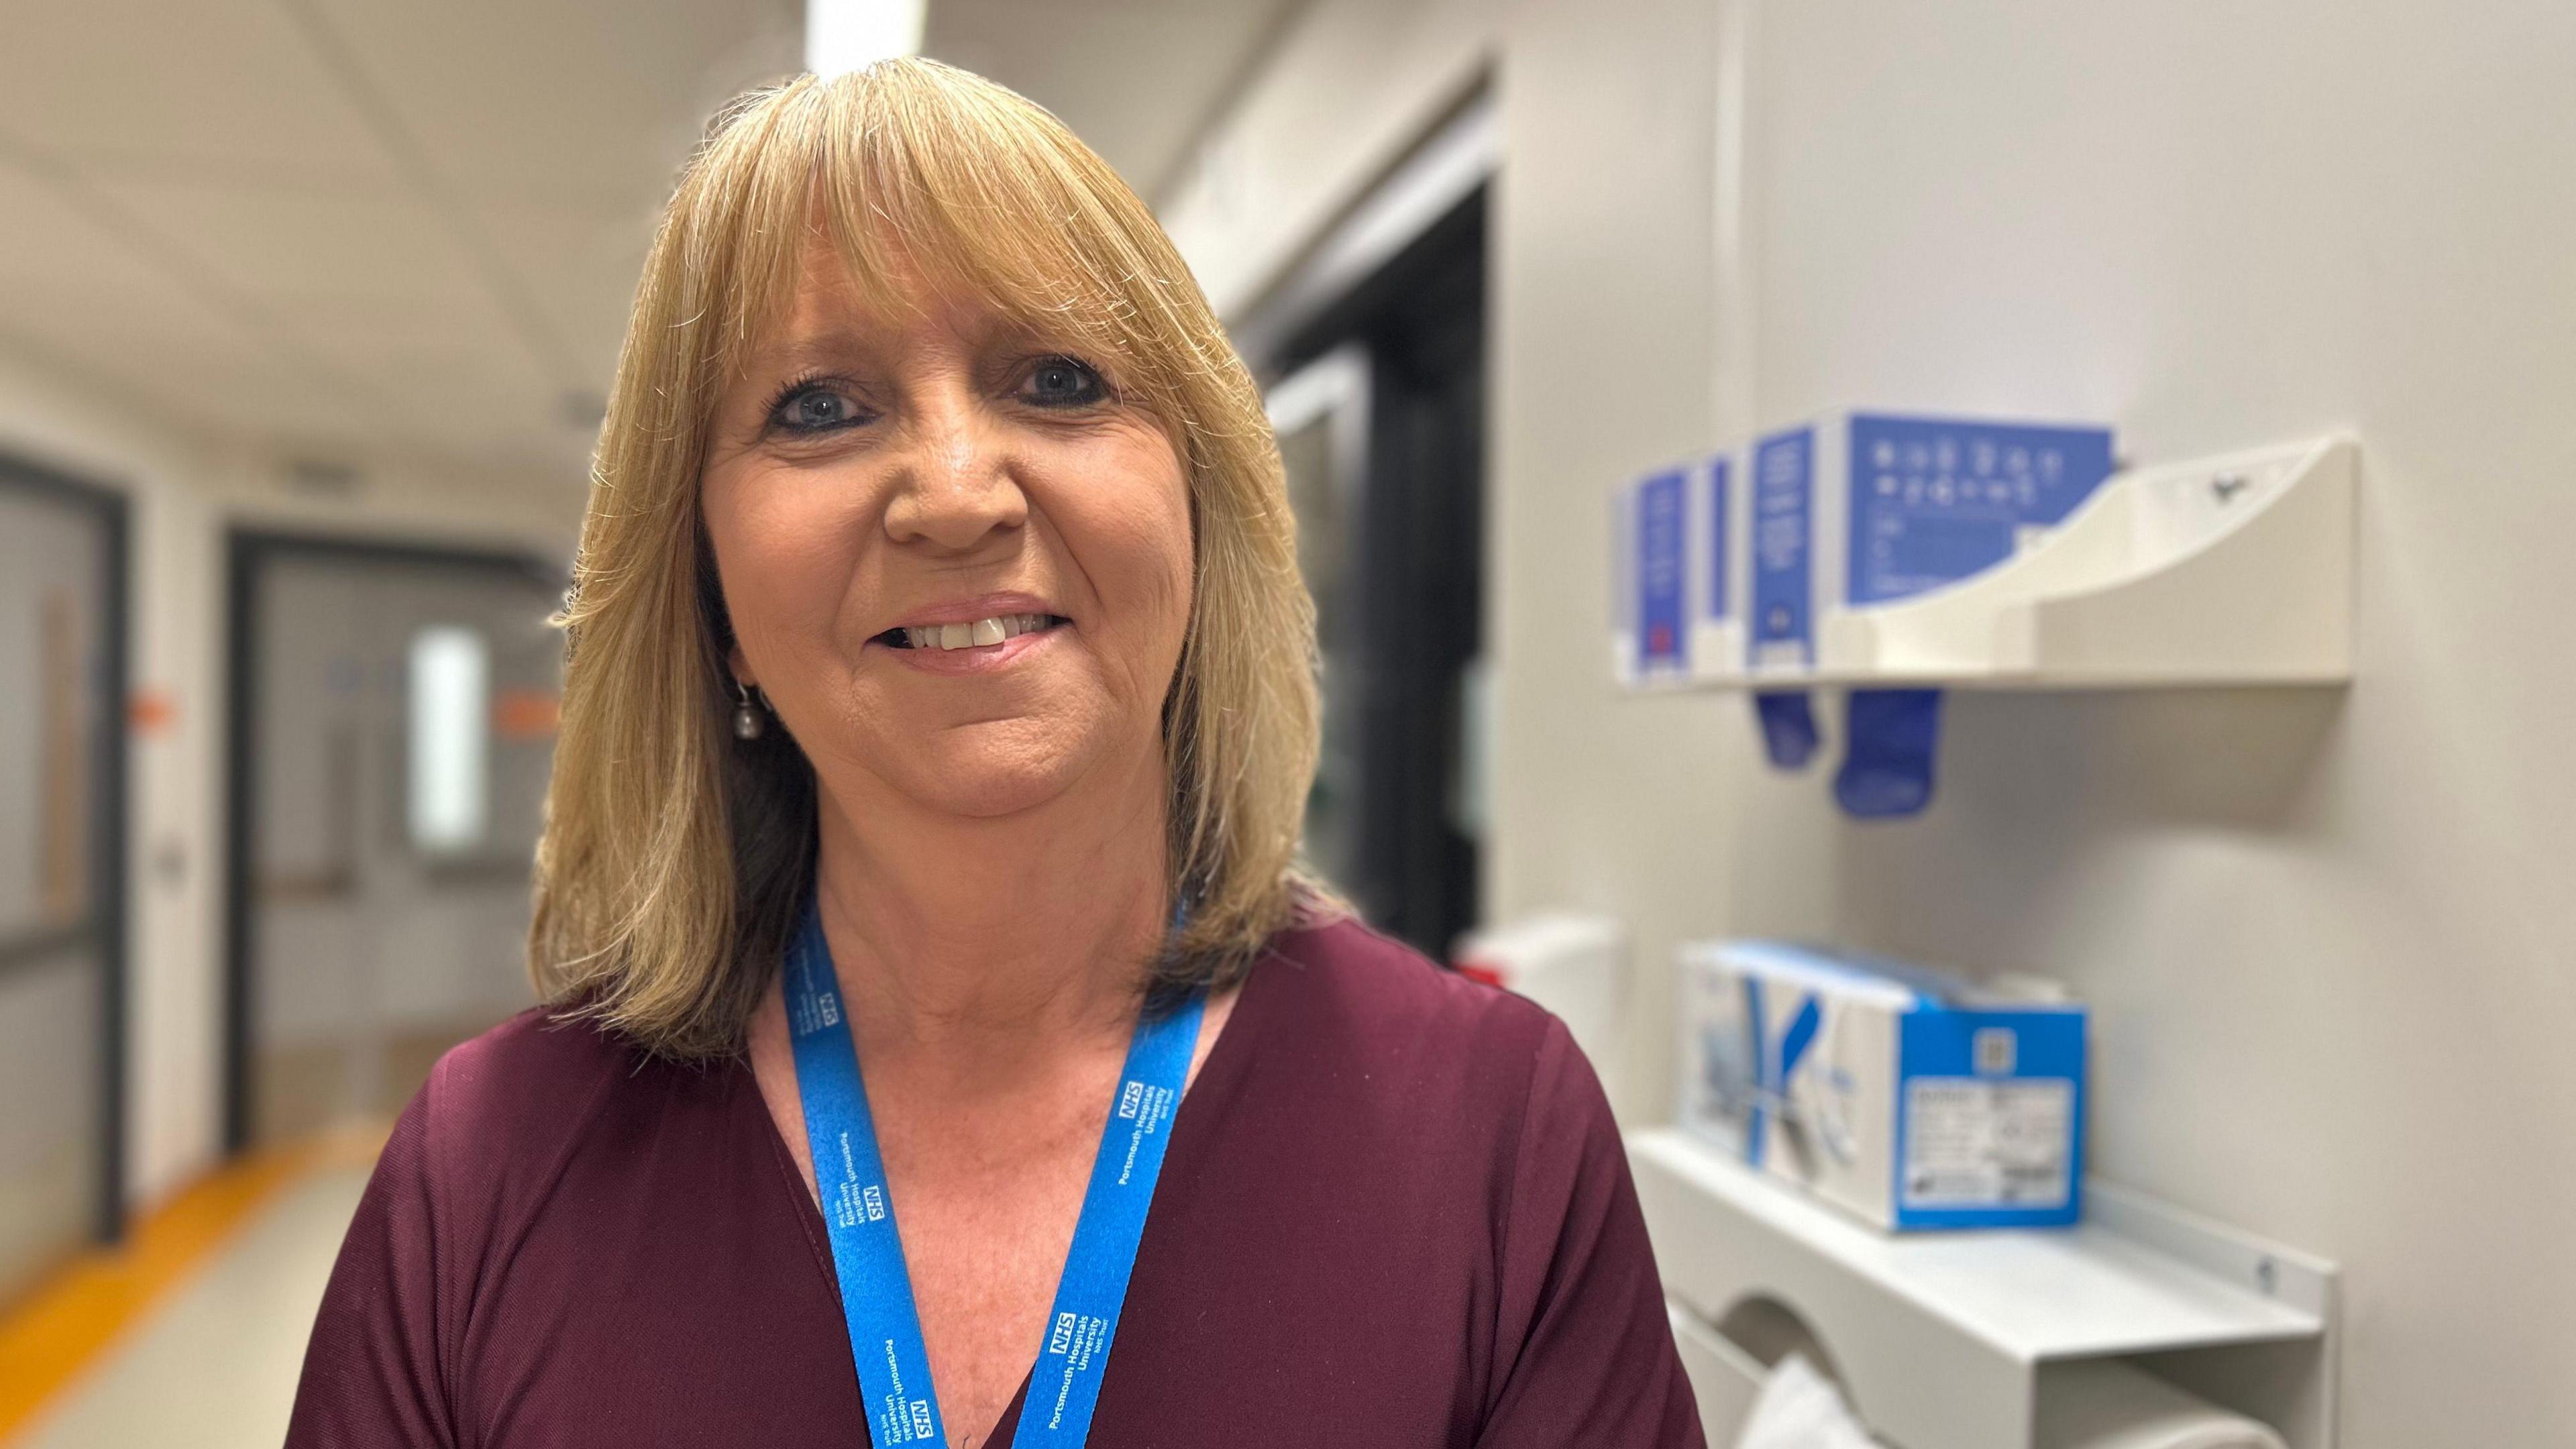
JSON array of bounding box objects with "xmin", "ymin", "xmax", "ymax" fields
[{"xmin": 0, "ymin": 0, "xmax": 1301, "ymax": 491}]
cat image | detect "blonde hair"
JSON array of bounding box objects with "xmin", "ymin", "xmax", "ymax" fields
[{"xmin": 531, "ymin": 59, "xmax": 1326, "ymax": 1059}]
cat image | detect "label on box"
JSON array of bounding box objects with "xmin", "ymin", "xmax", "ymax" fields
[
  {"xmin": 1635, "ymin": 468, "xmax": 1688, "ymax": 670},
  {"xmin": 1845, "ymin": 415, "xmax": 2117, "ymax": 606},
  {"xmin": 1750, "ymin": 428, "xmax": 1814, "ymax": 667},
  {"xmin": 1901, "ymin": 1077, "xmax": 2074, "ymax": 1210}
]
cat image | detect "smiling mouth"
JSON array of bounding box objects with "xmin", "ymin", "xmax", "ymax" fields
[{"xmin": 873, "ymin": 612, "xmax": 1070, "ymax": 651}]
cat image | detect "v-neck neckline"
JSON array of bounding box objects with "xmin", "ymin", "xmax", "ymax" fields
[{"xmin": 737, "ymin": 943, "xmax": 1277, "ymax": 1447}]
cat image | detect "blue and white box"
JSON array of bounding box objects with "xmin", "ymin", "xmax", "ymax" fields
[
  {"xmin": 1678, "ymin": 939, "xmax": 2088, "ymax": 1230},
  {"xmin": 1744, "ymin": 413, "xmax": 2118, "ymax": 674},
  {"xmin": 1612, "ymin": 455, "xmax": 1737, "ymax": 688}
]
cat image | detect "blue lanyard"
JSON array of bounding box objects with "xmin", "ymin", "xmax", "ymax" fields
[{"xmin": 784, "ymin": 901, "xmax": 1203, "ymax": 1447}]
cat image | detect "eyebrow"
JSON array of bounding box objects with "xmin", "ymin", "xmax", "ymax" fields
[
  {"xmin": 743, "ymin": 332, "xmax": 872, "ymax": 374},
  {"xmin": 743, "ymin": 312, "xmax": 1088, "ymax": 380}
]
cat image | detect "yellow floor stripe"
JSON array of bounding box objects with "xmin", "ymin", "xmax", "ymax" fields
[{"xmin": 0, "ymin": 1127, "xmax": 384, "ymax": 1440}]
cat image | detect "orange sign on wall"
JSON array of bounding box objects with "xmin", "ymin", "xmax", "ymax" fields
[
  {"xmin": 128, "ymin": 689, "xmax": 178, "ymax": 736},
  {"xmin": 492, "ymin": 688, "xmax": 561, "ymax": 740}
]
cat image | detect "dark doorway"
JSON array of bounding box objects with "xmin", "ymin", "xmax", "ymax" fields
[
  {"xmin": 1266, "ymin": 185, "xmax": 1488, "ymax": 961},
  {"xmin": 223, "ymin": 533, "xmax": 564, "ymax": 1155},
  {"xmin": 0, "ymin": 451, "xmax": 130, "ymax": 1301}
]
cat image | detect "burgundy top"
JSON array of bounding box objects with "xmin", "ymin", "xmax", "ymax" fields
[{"xmin": 286, "ymin": 918, "xmax": 1705, "ymax": 1447}]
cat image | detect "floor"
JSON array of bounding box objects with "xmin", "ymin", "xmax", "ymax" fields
[{"xmin": 0, "ymin": 1144, "xmax": 375, "ymax": 1448}]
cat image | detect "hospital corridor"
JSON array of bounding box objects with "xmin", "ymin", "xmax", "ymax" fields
[{"xmin": 3, "ymin": 2, "xmax": 2575, "ymax": 1447}]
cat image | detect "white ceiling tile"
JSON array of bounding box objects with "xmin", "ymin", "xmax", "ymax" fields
[
  {"xmin": 299, "ymin": 312, "xmax": 544, "ymax": 417},
  {"xmin": 82, "ymin": 174, "xmax": 486, "ymax": 308},
  {"xmin": 0, "ymin": 160, "xmax": 331, "ymax": 434},
  {"xmin": 473, "ymin": 200, "xmax": 658, "ymax": 386},
  {"xmin": 0, "ymin": 0, "xmax": 395, "ymax": 186},
  {"xmin": 284, "ymin": 299, "xmax": 591, "ymax": 464},
  {"xmin": 0, "ymin": 164, "xmax": 234, "ymax": 335},
  {"xmin": 303, "ymin": 0, "xmax": 799, "ymax": 209},
  {"xmin": 158, "ymin": 352, "xmax": 394, "ymax": 447}
]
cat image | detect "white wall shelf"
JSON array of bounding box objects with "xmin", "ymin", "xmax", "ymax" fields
[
  {"xmin": 1691, "ymin": 435, "xmax": 2357, "ymax": 692},
  {"xmin": 1631, "ymin": 1128, "xmax": 2339, "ymax": 1449},
  {"xmin": 1668, "ymin": 1303, "xmax": 1768, "ymax": 1438}
]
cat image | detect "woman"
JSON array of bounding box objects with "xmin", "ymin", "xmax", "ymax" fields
[{"xmin": 288, "ymin": 60, "xmax": 1701, "ymax": 1448}]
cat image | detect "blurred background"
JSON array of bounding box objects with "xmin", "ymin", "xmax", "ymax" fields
[{"xmin": 0, "ymin": 1, "xmax": 2571, "ymax": 1446}]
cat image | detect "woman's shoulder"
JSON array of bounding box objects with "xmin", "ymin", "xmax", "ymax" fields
[
  {"xmin": 1250, "ymin": 914, "xmax": 1591, "ymax": 1110},
  {"xmin": 423, "ymin": 1006, "xmax": 656, "ymax": 1132},
  {"xmin": 391, "ymin": 1006, "xmax": 736, "ymax": 1224},
  {"xmin": 1262, "ymin": 914, "xmax": 1552, "ymax": 1024}
]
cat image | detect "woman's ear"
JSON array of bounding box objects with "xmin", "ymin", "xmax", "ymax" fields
[{"xmin": 729, "ymin": 643, "xmax": 756, "ymax": 690}]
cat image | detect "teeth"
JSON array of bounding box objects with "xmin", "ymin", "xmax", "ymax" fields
[{"xmin": 902, "ymin": 614, "xmax": 1055, "ymax": 650}]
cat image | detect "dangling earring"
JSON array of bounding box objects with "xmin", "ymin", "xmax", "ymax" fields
[{"xmin": 733, "ymin": 679, "xmax": 766, "ymax": 741}]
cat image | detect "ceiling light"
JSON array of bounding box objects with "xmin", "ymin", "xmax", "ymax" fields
[{"xmin": 805, "ymin": 0, "xmax": 925, "ymax": 78}]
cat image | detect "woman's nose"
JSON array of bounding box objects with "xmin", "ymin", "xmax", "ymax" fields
[{"xmin": 880, "ymin": 396, "xmax": 1028, "ymax": 551}]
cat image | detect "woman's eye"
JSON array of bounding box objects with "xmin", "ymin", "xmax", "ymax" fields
[
  {"xmin": 1020, "ymin": 357, "xmax": 1105, "ymax": 407},
  {"xmin": 771, "ymin": 384, "xmax": 864, "ymax": 434}
]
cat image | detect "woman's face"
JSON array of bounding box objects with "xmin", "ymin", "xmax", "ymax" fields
[{"xmin": 700, "ymin": 245, "xmax": 1193, "ymax": 822}]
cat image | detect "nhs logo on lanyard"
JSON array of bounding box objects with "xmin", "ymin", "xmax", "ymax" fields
[{"xmin": 1116, "ymin": 1081, "xmax": 1145, "ymax": 1119}]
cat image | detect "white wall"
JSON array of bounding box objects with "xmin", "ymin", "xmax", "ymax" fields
[
  {"xmin": 1721, "ymin": 7, "xmax": 2576, "ymax": 1444},
  {"xmin": 0, "ymin": 343, "xmax": 577, "ymax": 1208},
  {"xmin": 1168, "ymin": 1, "xmax": 2576, "ymax": 1442},
  {"xmin": 1157, "ymin": 0, "xmax": 1504, "ymax": 320}
]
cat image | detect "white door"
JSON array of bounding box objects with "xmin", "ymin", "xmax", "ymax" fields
[{"xmin": 239, "ymin": 542, "xmax": 560, "ymax": 1146}]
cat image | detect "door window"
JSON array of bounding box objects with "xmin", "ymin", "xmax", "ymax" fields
[{"xmin": 406, "ymin": 625, "xmax": 491, "ymax": 856}]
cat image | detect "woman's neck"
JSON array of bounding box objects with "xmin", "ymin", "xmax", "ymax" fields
[{"xmin": 808, "ymin": 750, "xmax": 1171, "ymax": 1079}]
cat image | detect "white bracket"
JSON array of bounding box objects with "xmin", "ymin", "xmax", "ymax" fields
[
  {"xmin": 1679, "ymin": 434, "xmax": 2357, "ymax": 692},
  {"xmin": 1631, "ymin": 1128, "xmax": 2339, "ymax": 1449}
]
